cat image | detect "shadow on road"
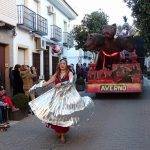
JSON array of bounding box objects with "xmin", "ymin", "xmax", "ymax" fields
[{"xmin": 94, "ymin": 93, "xmax": 143, "ymax": 100}]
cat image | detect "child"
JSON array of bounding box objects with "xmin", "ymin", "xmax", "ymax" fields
[{"xmin": 0, "ymin": 86, "xmax": 19, "ymax": 111}]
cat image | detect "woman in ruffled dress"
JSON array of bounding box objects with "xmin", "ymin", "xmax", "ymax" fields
[{"xmin": 29, "ymin": 58, "xmax": 93, "ymax": 143}]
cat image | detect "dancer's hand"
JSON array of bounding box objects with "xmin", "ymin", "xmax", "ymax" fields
[{"xmin": 55, "ymin": 83, "xmax": 61, "ymax": 88}]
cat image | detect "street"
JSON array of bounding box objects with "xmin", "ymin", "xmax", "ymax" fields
[{"xmin": 0, "ymin": 78, "xmax": 150, "ymax": 150}]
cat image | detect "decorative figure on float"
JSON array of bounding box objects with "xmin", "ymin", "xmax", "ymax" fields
[{"xmin": 84, "ymin": 24, "xmax": 136, "ymax": 70}]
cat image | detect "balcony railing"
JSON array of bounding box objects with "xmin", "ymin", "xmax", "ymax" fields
[
  {"xmin": 17, "ymin": 5, "xmax": 36, "ymax": 30},
  {"xmin": 36, "ymin": 14, "xmax": 48, "ymax": 36},
  {"xmin": 17, "ymin": 5, "xmax": 48, "ymax": 35},
  {"xmin": 63, "ymin": 32, "xmax": 74, "ymax": 48},
  {"xmin": 50, "ymin": 25, "xmax": 62, "ymax": 42}
]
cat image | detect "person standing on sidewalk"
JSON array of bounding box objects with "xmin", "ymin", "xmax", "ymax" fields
[
  {"xmin": 29, "ymin": 58, "xmax": 94, "ymax": 143},
  {"xmin": 12, "ymin": 64, "xmax": 24, "ymax": 96},
  {"xmin": 20, "ymin": 65, "xmax": 36, "ymax": 98}
]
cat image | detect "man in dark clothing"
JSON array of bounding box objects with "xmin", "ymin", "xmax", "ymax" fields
[
  {"xmin": 82, "ymin": 63, "xmax": 89, "ymax": 81},
  {"xmin": 12, "ymin": 64, "xmax": 24, "ymax": 96}
]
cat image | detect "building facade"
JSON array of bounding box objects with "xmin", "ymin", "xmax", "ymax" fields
[
  {"xmin": 0, "ymin": 0, "xmax": 77, "ymax": 93},
  {"xmin": 14, "ymin": 0, "xmax": 77, "ymax": 81},
  {"xmin": 0, "ymin": 0, "xmax": 17, "ymax": 91}
]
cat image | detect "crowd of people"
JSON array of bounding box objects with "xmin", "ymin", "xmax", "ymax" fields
[
  {"xmin": 9, "ymin": 64, "xmax": 38, "ymax": 97},
  {"xmin": 0, "ymin": 61, "xmax": 91, "ymax": 133},
  {"xmin": 0, "ymin": 64, "xmax": 38, "ymax": 131},
  {"xmin": 76, "ymin": 63, "xmax": 89, "ymax": 81}
]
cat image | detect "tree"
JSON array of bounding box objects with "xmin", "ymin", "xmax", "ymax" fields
[
  {"xmin": 73, "ymin": 25, "xmax": 88, "ymax": 50},
  {"xmin": 124, "ymin": 0, "xmax": 150, "ymax": 54},
  {"xmin": 73, "ymin": 10, "xmax": 108, "ymax": 50}
]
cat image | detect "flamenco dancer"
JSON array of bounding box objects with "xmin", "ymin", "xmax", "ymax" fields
[{"xmin": 29, "ymin": 58, "xmax": 93, "ymax": 143}]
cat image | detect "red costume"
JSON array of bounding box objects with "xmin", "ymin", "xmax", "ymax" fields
[
  {"xmin": 96, "ymin": 50, "xmax": 120, "ymax": 70},
  {"xmin": 1, "ymin": 95, "xmax": 15, "ymax": 108}
]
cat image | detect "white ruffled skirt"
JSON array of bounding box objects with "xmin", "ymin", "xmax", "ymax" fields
[{"xmin": 29, "ymin": 83, "xmax": 94, "ymax": 127}]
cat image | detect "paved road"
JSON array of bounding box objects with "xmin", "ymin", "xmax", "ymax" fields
[{"xmin": 0, "ymin": 78, "xmax": 150, "ymax": 150}]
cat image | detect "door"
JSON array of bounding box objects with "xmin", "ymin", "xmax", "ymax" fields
[
  {"xmin": 18, "ymin": 48, "xmax": 25, "ymax": 65},
  {"xmin": 44, "ymin": 46, "xmax": 49, "ymax": 81},
  {"xmin": 0, "ymin": 45, "xmax": 5, "ymax": 86},
  {"xmin": 33, "ymin": 52, "xmax": 40, "ymax": 77},
  {"xmin": 52, "ymin": 56, "xmax": 59, "ymax": 75}
]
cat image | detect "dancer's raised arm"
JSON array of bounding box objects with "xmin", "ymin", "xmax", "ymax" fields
[
  {"xmin": 69, "ymin": 71, "xmax": 73, "ymax": 83},
  {"xmin": 43, "ymin": 74, "xmax": 56, "ymax": 87}
]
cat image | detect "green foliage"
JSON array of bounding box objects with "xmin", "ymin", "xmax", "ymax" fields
[
  {"xmin": 73, "ymin": 25, "xmax": 88, "ymax": 50},
  {"xmin": 73, "ymin": 10, "xmax": 108, "ymax": 50},
  {"xmin": 12, "ymin": 94, "xmax": 29, "ymax": 110},
  {"xmin": 82, "ymin": 11, "xmax": 109, "ymax": 33},
  {"xmin": 124, "ymin": 0, "xmax": 150, "ymax": 54}
]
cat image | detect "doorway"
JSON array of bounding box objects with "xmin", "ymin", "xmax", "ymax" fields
[
  {"xmin": 44, "ymin": 46, "xmax": 50, "ymax": 81},
  {"xmin": 32, "ymin": 52, "xmax": 40, "ymax": 77}
]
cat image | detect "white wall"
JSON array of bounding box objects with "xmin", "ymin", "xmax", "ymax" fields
[
  {"xmin": 63, "ymin": 48, "xmax": 91, "ymax": 66},
  {"xmin": 13, "ymin": 28, "xmax": 35, "ymax": 66},
  {"xmin": 0, "ymin": 0, "xmax": 17, "ymax": 26},
  {"xmin": 63, "ymin": 47, "xmax": 79, "ymax": 65},
  {"xmin": 14, "ymin": 0, "xmax": 77, "ymax": 76},
  {"xmin": 43, "ymin": 2, "xmax": 71, "ymax": 42},
  {"xmin": 18, "ymin": 0, "xmax": 71, "ymax": 40}
]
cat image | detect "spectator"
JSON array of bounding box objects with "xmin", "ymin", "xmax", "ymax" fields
[
  {"xmin": 20, "ymin": 65, "xmax": 36, "ymax": 97},
  {"xmin": 30, "ymin": 66, "xmax": 38, "ymax": 84},
  {"xmin": 12, "ymin": 64, "xmax": 24, "ymax": 96},
  {"xmin": 76, "ymin": 63, "xmax": 83, "ymax": 79},
  {"xmin": 82, "ymin": 63, "xmax": 88, "ymax": 81},
  {"xmin": 0, "ymin": 86, "xmax": 19, "ymax": 111}
]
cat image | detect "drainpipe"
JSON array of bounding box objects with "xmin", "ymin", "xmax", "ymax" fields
[{"xmin": 39, "ymin": 50, "xmax": 44, "ymax": 80}]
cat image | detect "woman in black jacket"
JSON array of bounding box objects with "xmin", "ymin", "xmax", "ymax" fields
[{"xmin": 12, "ymin": 64, "xmax": 24, "ymax": 96}]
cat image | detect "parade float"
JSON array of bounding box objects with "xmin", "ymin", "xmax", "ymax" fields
[{"xmin": 85, "ymin": 23, "xmax": 143, "ymax": 93}]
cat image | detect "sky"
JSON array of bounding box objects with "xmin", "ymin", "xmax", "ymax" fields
[{"xmin": 66, "ymin": 0, "xmax": 134, "ymax": 26}]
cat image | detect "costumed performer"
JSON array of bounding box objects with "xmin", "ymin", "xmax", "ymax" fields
[{"xmin": 29, "ymin": 58, "xmax": 94, "ymax": 143}]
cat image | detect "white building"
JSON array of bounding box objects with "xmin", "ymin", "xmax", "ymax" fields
[
  {"xmin": 14, "ymin": 0, "xmax": 77, "ymax": 80},
  {"xmin": 0, "ymin": 0, "xmax": 77, "ymax": 93},
  {"xmin": 0, "ymin": 0, "xmax": 17, "ymax": 91}
]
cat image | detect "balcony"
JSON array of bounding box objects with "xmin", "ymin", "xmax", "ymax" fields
[
  {"xmin": 50, "ymin": 25, "xmax": 62, "ymax": 42},
  {"xmin": 63, "ymin": 32, "xmax": 74, "ymax": 48},
  {"xmin": 17, "ymin": 5, "xmax": 48, "ymax": 36},
  {"xmin": 35, "ymin": 14, "xmax": 48, "ymax": 36},
  {"xmin": 17, "ymin": 5, "xmax": 36, "ymax": 31}
]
